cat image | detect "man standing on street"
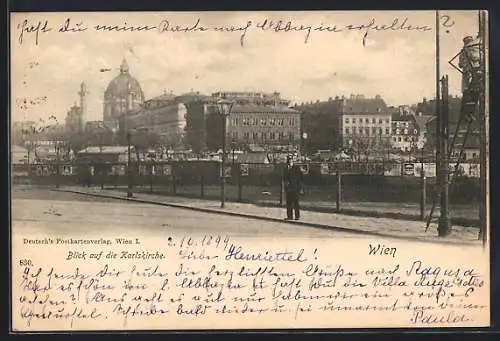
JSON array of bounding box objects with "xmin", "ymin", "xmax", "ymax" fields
[{"xmin": 283, "ymin": 154, "xmax": 303, "ymax": 221}]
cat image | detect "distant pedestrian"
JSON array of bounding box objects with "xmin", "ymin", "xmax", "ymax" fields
[
  {"xmin": 84, "ymin": 162, "xmax": 92, "ymax": 187},
  {"xmin": 283, "ymin": 155, "xmax": 303, "ymax": 221}
]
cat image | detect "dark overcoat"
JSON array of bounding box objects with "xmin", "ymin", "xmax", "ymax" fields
[{"xmin": 283, "ymin": 165, "xmax": 303, "ymax": 200}]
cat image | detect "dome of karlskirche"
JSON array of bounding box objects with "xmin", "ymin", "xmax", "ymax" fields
[{"xmin": 104, "ymin": 59, "xmax": 145, "ymax": 101}]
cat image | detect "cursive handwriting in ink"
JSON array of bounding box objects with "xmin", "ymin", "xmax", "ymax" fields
[
  {"xmin": 17, "ymin": 19, "xmax": 52, "ymax": 45},
  {"xmin": 256, "ymin": 19, "xmax": 313, "ymax": 44},
  {"xmin": 213, "ymin": 20, "xmax": 252, "ymax": 47},
  {"xmin": 20, "ymin": 305, "xmax": 101, "ymax": 328},
  {"xmin": 410, "ymin": 309, "xmax": 471, "ymax": 324},
  {"xmin": 58, "ymin": 18, "xmax": 87, "ymax": 33},
  {"xmin": 355, "ymin": 17, "xmax": 433, "ymax": 46},
  {"xmin": 158, "ymin": 18, "xmax": 207, "ymax": 34},
  {"xmin": 94, "ymin": 22, "xmax": 157, "ymax": 32},
  {"xmin": 225, "ymin": 244, "xmax": 307, "ymax": 263},
  {"xmin": 13, "ymin": 238, "xmax": 488, "ymax": 329},
  {"xmin": 15, "ymin": 16, "xmax": 438, "ymax": 49}
]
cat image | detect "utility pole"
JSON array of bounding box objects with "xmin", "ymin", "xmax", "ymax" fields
[
  {"xmin": 435, "ymin": 10, "xmax": 442, "ymax": 209},
  {"xmin": 438, "ymin": 75, "xmax": 451, "ymax": 236},
  {"xmin": 478, "ymin": 10, "xmax": 488, "ymax": 244},
  {"xmin": 221, "ymin": 113, "xmax": 227, "ymax": 208},
  {"xmin": 127, "ymin": 131, "xmax": 133, "ymax": 197}
]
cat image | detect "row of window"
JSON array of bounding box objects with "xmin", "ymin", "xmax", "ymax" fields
[
  {"xmin": 231, "ymin": 131, "xmax": 296, "ymax": 141},
  {"xmin": 345, "ymin": 117, "xmax": 390, "ymax": 124},
  {"xmin": 231, "ymin": 117, "xmax": 298, "ymax": 127},
  {"xmin": 394, "ymin": 128, "xmax": 419, "ymax": 135},
  {"xmin": 392, "ymin": 136, "xmax": 417, "ymax": 143},
  {"xmin": 345, "ymin": 127, "xmax": 390, "ymax": 135},
  {"xmin": 394, "ymin": 121, "xmax": 411, "ymax": 128}
]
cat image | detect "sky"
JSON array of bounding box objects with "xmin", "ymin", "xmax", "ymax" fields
[{"xmin": 10, "ymin": 11, "xmax": 481, "ymax": 124}]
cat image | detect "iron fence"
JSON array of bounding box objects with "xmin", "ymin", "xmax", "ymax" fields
[{"xmin": 12, "ymin": 160, "xmax": 481, "ymax": 207}]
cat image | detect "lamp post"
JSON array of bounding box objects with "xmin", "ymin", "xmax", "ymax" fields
[
  {"xmin": 127, "ymin": 130, "xmax": 134, "ymax": 198},
  {"xmin": 123, "ymin": 77, "xmax": 134, "ymax": 198},
  {"xmin": 55, "ymin": 139, "xmax": 61, "ymax": 188},
  {"xmin": 301, "ymin": 132, "xmax": 308, "ymax": 159},
  {"xmin": 217, "ymin": 99, "xmax": 234, "ymax": 208},
  {"xmin": 417, "ymin": 140, "xmax": 426, "ymax": 220}
]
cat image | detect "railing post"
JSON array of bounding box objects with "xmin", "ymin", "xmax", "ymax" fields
[
  {"xmin": 149, "ymin": 163, "xmax": 153, "ymax": 193},
  {"xmin": 100, "ymin": 163, "xmax": 104, "ymax": 190},
  {"xmin": 200, "ymin": 173, "xmax": 204, "ymax": 198},
  {"xmin": 172, "ymin": 163, "xmax": 177, "ymax": 195},
  {"xmin": 420, "ymin": 168, "xmax": 426, "ymax": 220},
  {"xmin": 237, "ymin": 165, "xmax": 243, "ymax": 202},
  {"xmin": 55, "ymin": 161, "xmax": 60, "ymax": 189},
  {"xmin": 336, "ymin": 169, "xmax": 342, "ymax": 213},
  {"xmin": 279, "ymin": 165, "xmax": 284, "ymax": 207}
]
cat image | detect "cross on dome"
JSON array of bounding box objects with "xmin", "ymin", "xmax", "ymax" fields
[{"xmin": 120, "ymin": 58, "xmax": 130, "ymax": 74}]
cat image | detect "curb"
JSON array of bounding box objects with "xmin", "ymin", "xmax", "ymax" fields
[
  {"xmin": 129, "ymin": 189, "xmax": 478, "ymax": 228},
  {"xmin": 54, "ymin": 188, "xmax": 479, "ymax": 246}
]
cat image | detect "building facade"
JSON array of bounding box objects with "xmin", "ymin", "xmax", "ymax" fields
[
  {"xmin": 124, "ymin": 91, "xmax": 211, "ymax": 150},
  {"xmin": 390, "ymin": 106, "xmax": 420, "ymax": 152},
  {"xmin": 339, "ymin": 95, "xmax": 392, "ymax": 151},
  {"xmin": 414, "ymin": 95, "xmax": 478, "ymax": 160},
  {"xmin": 123, "ymin": 90, "xmax": 299, "ymax": 152},
  {"xmin": 103, "ymin": 59, "xmax": 145, "ymax": 131},
  {"xmin": 205, "ymin": 92, "xmax": 300, "ymax": 152}
]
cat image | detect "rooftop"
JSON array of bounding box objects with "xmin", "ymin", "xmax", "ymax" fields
[
  {"xmin": 296, "ymin": 95, "xmax": 388, "ymax": 115},
  {"xmin": 341, "ymin": 96, "xmax": 387, "ymax": 114},
  {"xmin": 147, "ymin": 93, "xmax": 177, "ymax": 102},
  {"xmin": 79, "ymin": 146, "xmax": 131, "ymax": 154},
  {"xmin": 231, "ymin": 105, "xmax": 299, "ymax": 114},
  {"xmin": 413, "ymin": 115, "xmax": 434, "ymax": 131}
]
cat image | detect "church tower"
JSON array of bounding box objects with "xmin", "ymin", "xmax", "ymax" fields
[{"xmin": 78, "ymin": 82, "xmax": 88, "ymax": 132}]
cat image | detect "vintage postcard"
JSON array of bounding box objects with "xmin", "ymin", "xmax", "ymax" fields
[{"xmin": 10, "ymin": 10, "xmax": 490, "ymax": 331}]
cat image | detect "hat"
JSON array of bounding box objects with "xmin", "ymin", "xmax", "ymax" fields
[{"xmin": 463, "ymin": 36, "xmax": 474, "ymax": 44}]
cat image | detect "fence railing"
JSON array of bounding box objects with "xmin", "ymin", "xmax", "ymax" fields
[{"xmin": 12, "ymin": 160, "xmax": 481, "ymax": 220}]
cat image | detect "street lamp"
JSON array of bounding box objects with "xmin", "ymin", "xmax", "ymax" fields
[
  {"xmin": 417, "ymin": 140, "xmax": 426, "ymax": 220},
  {"xmin": 126, "ymin": 129, "xmax": 136, "ymax": 198},
  {"xmin": 217, "ymin": 99, "xmax": 234, "ymax": 208},
  {"xmin": 301, "ymin": 132, "xmax": 308, "ymax": 158}
]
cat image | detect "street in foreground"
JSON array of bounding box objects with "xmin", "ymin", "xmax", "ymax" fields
[{"xmin": 12, "ymin": 187, "xmax": 360, "ymax": 240}]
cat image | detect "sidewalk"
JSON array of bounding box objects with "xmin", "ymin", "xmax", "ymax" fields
[
  {"xmin": 55, "ymin": 186, "xmax": 482, "ymax": 245},
  {"xmin": 130, "ymin": 185, "xmax": 479, "ymax": 227}
]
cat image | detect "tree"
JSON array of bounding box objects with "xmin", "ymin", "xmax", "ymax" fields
[
  {"xmin": 132, "ymin": 131, "xmax": 161, "ymax": 151},
  {"xmin": 349, "ymin": 135, "xmax": 372, "ymax": 161}
]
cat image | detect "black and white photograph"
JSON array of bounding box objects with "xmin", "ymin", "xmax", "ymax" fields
[{"xmin": 10, "ymin": 10, "xmax": 490, "ymax": 331}]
